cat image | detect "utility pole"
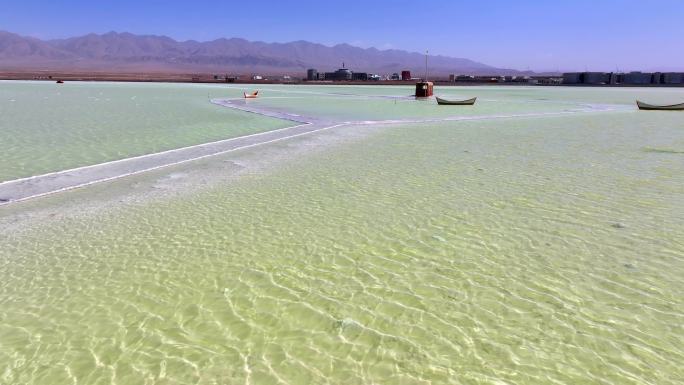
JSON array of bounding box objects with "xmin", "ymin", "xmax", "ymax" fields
[{"xmin": 425, "ymin": 50, "xmax": 429, "ymax": 82}]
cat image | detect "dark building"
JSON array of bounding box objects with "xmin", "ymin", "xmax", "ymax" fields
[
  {"xmin": 318, "ymin": 63, "xmax": 382, "ymax": 82},
  {"xmin": 564, "ymin": 72, "xmax": 616, "ymax": 85},
  {"xmin": 658, "ymin": 72, "xmax": 684, "ymax": 84},
  {"xmin": 401, "ymin": 70, "xmax": 411, "ymax": 81},
  {"xmin": 307, "ymin": 69, "xmax": 318, "ymax": 81},
  {"xmin": 562, "ymin": 71, "xmax": 684, "ymax": 86},
  {"xmin": 323, "ymin": 63, "xmax": 379, "ymax": 81},
  {"xmin": 324, "ymin": 63, "xmax": 353, "ymax": 81},
  {"xmin": 563, "ymin": 72, "xmax": 610, "ymax": 85},
  {"xmin": 662, "ymin": 73, "xmax": 684, "ymax": 84},
  {"xmin": 652, "ymin": 72, "xmax": 662, "ymax": 85},
  {"xmin": 622, "ymin": 72, "xmax": 653, "ymax": 85},
  {"xmin": 582, "ymin": 72, "xmax": 610, "ymax": 84},
  {"xmin": 563, "ymin": 73, "xmax": 582, "ymax": 84},
  {"xmin": 391, "ymin": 73, "xmax": 400, "ymax": 80},
  {"xmin": 325, "ymin": 68, "xmax": 352, "ymax": 80},
  {"xmin": 609, "ymin": 72, "xmax": 620, "ymax": 85},
  {"xmin": 536, "ymin": 76, "xmax": 564, "ymax": 85},
  {"xmin": 455, "ymin": 75, "xmax": 477, "ymax": 82}
]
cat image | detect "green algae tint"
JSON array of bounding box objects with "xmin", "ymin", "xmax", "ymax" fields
[
  {"xmin": 1, "ymin": 85, "xmax": 683, "ymax": 385},
  {"xmin": 0, "ymin": 81, "xmax": 290, "ymax": 181}
]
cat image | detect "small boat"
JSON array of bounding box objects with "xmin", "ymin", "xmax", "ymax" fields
[
  {"xmin": 56, "ymin": 80, "xmax": 64, "ymax": 84},
  {"xmin": 636, "ymin": 100, "xmax": 684, "ymax": 111},
  {"xmin": 436, "ymin": 96, "xmax": 476, "ymax": 106},
  {"xmin": 243, "ymin": 90, "xmax": 259, "ymax": 99}
]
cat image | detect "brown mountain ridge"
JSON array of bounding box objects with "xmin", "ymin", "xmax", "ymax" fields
[{"xmin": 0, "ymin": 30, "xmax": 516, "ymax": 75}]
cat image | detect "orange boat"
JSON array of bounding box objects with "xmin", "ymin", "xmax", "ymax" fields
[{"xmin": 243, "ymin": 90, "xmax": 259, "ymax": 99}]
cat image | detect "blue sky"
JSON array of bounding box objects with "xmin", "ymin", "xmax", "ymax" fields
[{"xmin": 2, "ymin": 0, "xmax": 682, "ymax": 72}]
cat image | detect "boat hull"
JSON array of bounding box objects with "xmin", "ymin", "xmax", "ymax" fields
[
  {"xmin": 636, "ymin": 100, "xmax": 684, "ymax": 111},
  {"xmin": 436, "ymin": 96, "xmax": 476, "ymax": 105}
]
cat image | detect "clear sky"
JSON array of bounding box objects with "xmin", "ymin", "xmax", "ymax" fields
[{"xmin": 2, "ymin": 0, "xmax": 682, "ymax": 72}]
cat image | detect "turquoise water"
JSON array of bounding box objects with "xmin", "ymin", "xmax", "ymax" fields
[
  {"xmin": 0, "ymin": 81, "xmax": 290, "ymax": 181},
  {"xmin": 1, "ymin": 84, "xmax": 683, "ymax": 384}
]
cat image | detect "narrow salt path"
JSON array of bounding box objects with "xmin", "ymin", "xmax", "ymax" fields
[
  {"xmin": 0, "ymin": 97, "xmax": 625, "ymax": 206},
  {"xmin": 0, "ymin": 99, "xmax": 339, "ymax": 206}
]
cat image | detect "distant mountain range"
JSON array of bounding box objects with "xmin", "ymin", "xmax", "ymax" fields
[{"xmin": 0, "ymin": 30, "xmax": 520, "ymax": 75}]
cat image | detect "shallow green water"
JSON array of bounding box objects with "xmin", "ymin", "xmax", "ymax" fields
[
  {"xmin": 230, "ymin": 85, "xmax": 579, "ymax": 122},
  {"xmin": 1, "ymin": 85, "xmax": 683, "ymax": 384},
  {"xmin": 229, "ymin": 84, "xmax": 684, "ymax": 121},
  {"xmin": 0, "ymin": 81, "xmax": 290, "ymax": 181}
]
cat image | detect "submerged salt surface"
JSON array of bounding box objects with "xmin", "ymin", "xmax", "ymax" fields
[
  {"xmin": 1, "ymin": 84, "xmax": 683, "ymax": 385},
  {"xmin": 0, "ymin": 81, "xmax": 290, "ymax": 182},
  {"xmin": 0, "ymin": 85, "xmax": 626, "ymax": 205}
]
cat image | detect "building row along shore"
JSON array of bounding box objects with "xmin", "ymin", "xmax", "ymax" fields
[
  {"xmin": 2, "ymin": 68, "xmax": 683, "ymax": 87},
  {"xmin": 563, "ymin": 71, "xmax": 684, "ymax": 86}
]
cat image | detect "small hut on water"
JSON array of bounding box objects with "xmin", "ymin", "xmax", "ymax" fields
[
  {"xmin": 415, "ymin": 50, "xmax": 433, "ymax": 97},
  {"xmin": 415, "ymin": 81, "xmax": 433, "ymax": 97}
]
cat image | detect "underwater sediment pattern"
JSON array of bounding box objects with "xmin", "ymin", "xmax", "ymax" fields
[
  {"xmin": 0, "ymin": 81, "xmax": 290, "ymax": 182},
  {"xmin": 1, "ymin": 85, "xmax": 684, "ymax": 384}
]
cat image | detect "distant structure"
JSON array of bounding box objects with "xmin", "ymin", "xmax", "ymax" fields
[
  {"xmin": 313, "ymin": 62, "xmax": 380, "ymax": 82},
  {"xmin": 401, "ymin": 71, "xmax": 411, "ymax": 81},
  {"xmin": 450, "ymin": 74, "xmax": 478, "ymax": 83},
  {"xmin": 584, "ymin": 72, "xmax": 611, "ymax": 84},
  {"xmin": 307, "ymin": 68, "xmax": 318, "ymax": 81},
  {"xmin": 323, "ymin": 62, "xmax": 353, "ymax": 81},
  {"xmin": 663, "ymin": 72, "xmax": 684, "ymax": 84},
  {"xmin": 563, "ymin": 71, "xmax": 684, "ymax": 86},
  {"xmin": 391, "ymin": 73, "xmax": 401, "ymax": 80},
  {"xmin": 415, "ymin": 51, "xmax": 433, "ymax": 97},
  {"xmin": 563, "ymin": 73, "xmax": 582, "ymax": 84},
  {"xmin": 652, "ymin": 72, "xmax": 662, "ymax": 85},
  {"xmin": 408, "ymin": 74, "xmax": 562, "ymax": 85},
  {"xmin": 212, "ymin": 74, "xmax": 240, "ymax": 82},
  {"xmin": 609, "ymin": 72, "xmax": 619, "ymax": 85},
  {"xmin": 623, "ymin": 72, "xmax": 652, "ymax": 85},
  {"xmin": 415, "ymin": 81, "xmax": 433, "ymax": 97}
]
